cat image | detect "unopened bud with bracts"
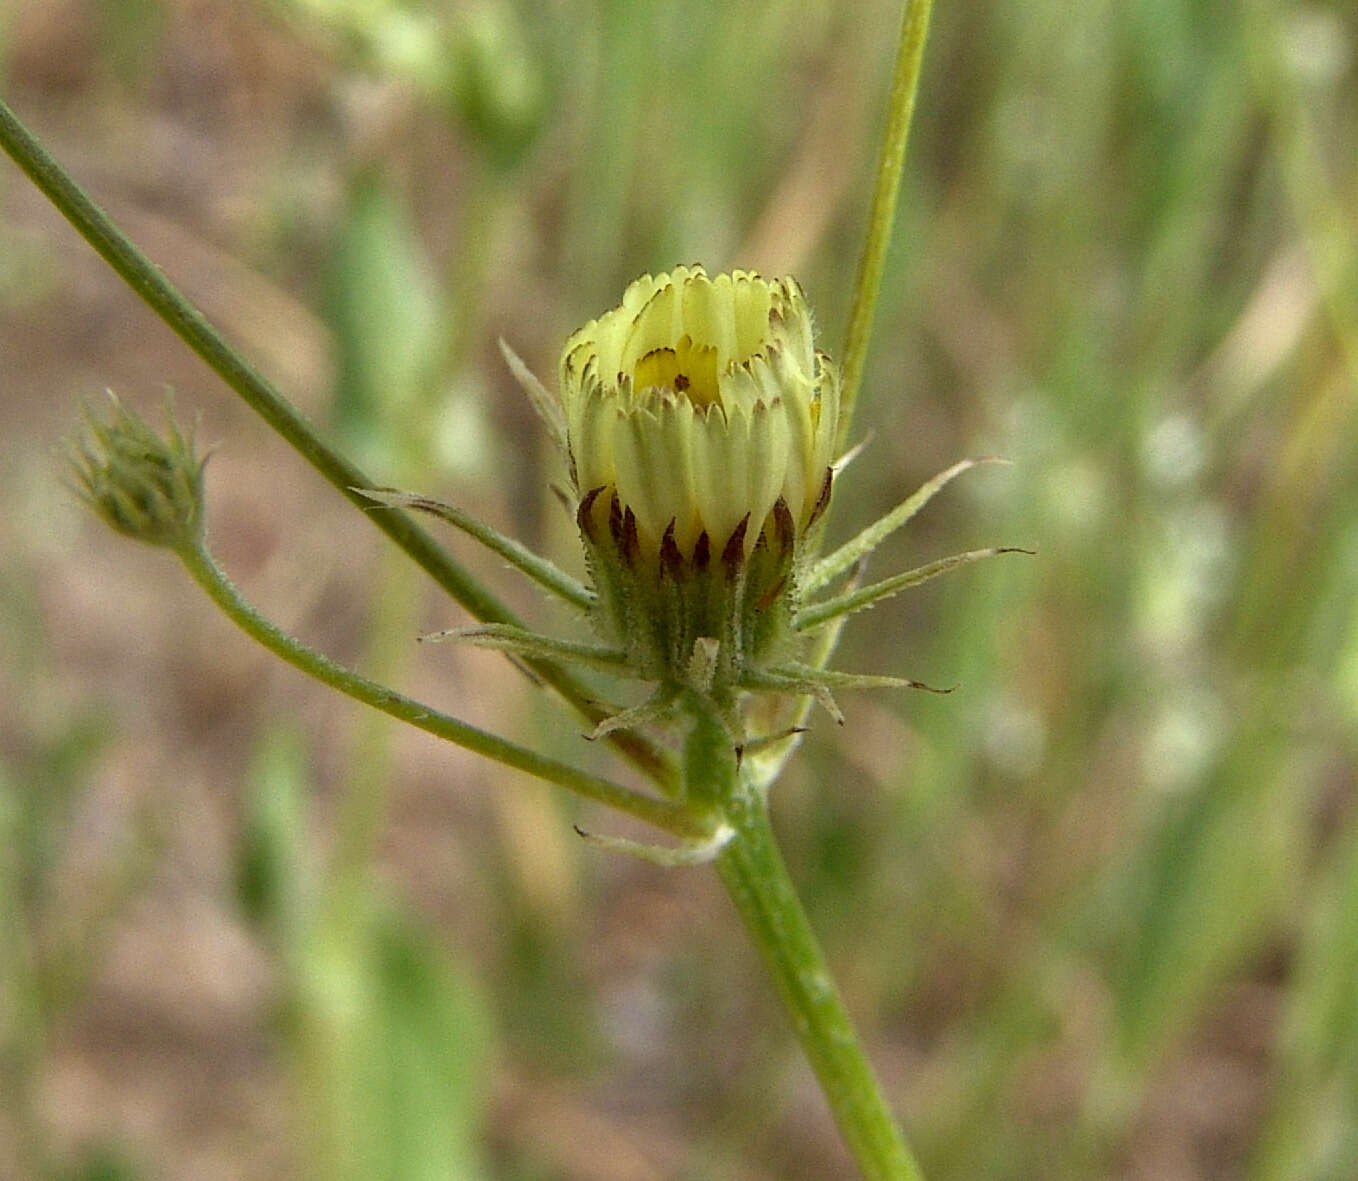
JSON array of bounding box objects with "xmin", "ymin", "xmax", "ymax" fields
[
  {"xmin": 68, "ymin": 393, "xmax": 206, "ymax": 552},
  {"xmin": 558, "ymin": 266, "xmax": 839, "ymax": 690}
]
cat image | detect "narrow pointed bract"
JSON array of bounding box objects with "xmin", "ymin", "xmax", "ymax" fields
[
  {"xmin": 796, "ymin": 546, "xmax": 1035, "ymax": 631},
  {"xmin": 357, "ymin": 487, "xmax": 595, "ymax": 610},
  {"xmin": 802, "ymin": 456, "xmax": 1007, "ymax": 596}
]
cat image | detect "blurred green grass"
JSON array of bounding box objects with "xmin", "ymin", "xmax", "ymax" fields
[{"xmin": 1, "ymin": 0, "xmax": 1355, "ymax": 1177}]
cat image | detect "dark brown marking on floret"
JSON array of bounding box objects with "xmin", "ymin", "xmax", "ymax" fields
[
  {"xmin": 660, "ymin": 520, "xmax": 683, "ymax": 579},
  {"xmin": 722, "ymin": 515, "xmax": 750, "ymax": 578},
  {"xmin": 620, "ymin": 506, "xmax": 640, "ymax": 566},
  {"xmin": 693, "ymin": 531, "xmax": 711, "ymax": 572}
]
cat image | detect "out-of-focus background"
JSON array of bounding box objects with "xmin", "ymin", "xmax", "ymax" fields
[{"xmin": 1, "ymin": 1, "xmax": 1355, "ymax": 1177}]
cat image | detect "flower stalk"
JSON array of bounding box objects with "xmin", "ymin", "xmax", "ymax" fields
[{"xmin": 714, "ymin": 767, "xmax": 926, "ymax": 1181}]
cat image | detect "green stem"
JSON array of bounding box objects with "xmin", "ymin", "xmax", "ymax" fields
[
  {"xmin": 837, "ymin": 0, "xmax": 935, "ymax": 450},
  {"xmin": 684, "ymin": 708, "xmax": 922, "ymax": 1179},
  {"xmin": 177, "ymin": 541, "xmax": 704, "ymax": 839},
  {"xmin": 0, "ymin": 94, "xmax": 675, "ymax": 793},
  {"xmin": 716, "ymin": 791, "xmax": 924, "ymax": 1179}
]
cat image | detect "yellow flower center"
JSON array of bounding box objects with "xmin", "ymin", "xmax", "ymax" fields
[{"xmin": 633, "ymin": 335, "xmax": 721, "ymax": 408}]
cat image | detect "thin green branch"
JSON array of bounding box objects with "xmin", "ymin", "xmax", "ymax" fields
[
  {"xmin": 0, "ymin": 94, "xmax": 674, "ymax": 791},
  {"xmin": 177, "ymin": 542, "xmax": 705, "ymax": 838},
  {"xmin": 838, "ymin": 0, "xmax": 936, "ymax": 451}
]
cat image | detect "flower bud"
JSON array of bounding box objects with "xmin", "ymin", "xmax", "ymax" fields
[
  {"xmin": 68, "ymin": 394, "xmax": 206, "ymax": 551},
  {"xmin": 558, "ymin": 266, "xmax": 839, "ymax": 688}
]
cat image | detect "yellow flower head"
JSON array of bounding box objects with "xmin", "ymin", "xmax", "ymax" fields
[
  {"xmin": 555, "ymin": 266, "xmax": 841, "ymax": 689},
  {"xmin": 560, "ymin": 266, "xmax": 839, "ymax": 562}
]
